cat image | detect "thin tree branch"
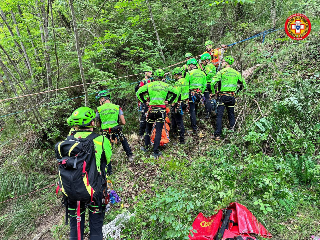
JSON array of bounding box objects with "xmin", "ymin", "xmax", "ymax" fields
[
  {"xmin": 11, "ymin": 10, "xmax": 35, "ymax": 83},
  {"xmin": 49, "ymin": 0, "xmax": 60, "ymax": 96},
  {"xmin": 146, "ymin": 0, "xmax": 166, "ymax": 63},
  {"xmin": 69, "ymin": 0, "xmax": 88, "ymax": 106}
]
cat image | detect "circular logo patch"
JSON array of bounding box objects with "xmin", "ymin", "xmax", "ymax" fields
[
  {"xmin": 285, "ymin": 13, "xmax": 311, "ymax": 40},
  {"xmin": 73, "ymin": 111, "xmax": 79, "ymax": 116}
]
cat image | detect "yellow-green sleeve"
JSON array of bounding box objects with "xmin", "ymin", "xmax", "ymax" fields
[
  {"xmin": 136, "ymin": 85, "xmax": 148, "ymax": 102},
  {"xmin": 211, "ymin": 71, "xmax": 221, "ymax": 93},
  {"xmin": 172, "ymin": 83, "xmax": 181, "ymax": 103}
]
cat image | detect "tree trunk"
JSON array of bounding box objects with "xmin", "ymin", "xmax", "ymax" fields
[
  {"xmin": 0, "ymin": 44, "xmax": 29, "ymax": 91},
  {"xmin": 11, "ymin": 10, "xmax": 35, "ymax": 83},
  {"xmin": 146, "ymin": 0, "xmax": 166, "ymax": 64},
  {"xmin": 69, "ymin": 0, "xmax": 88, "ymax": 106},
  {"xmin": 0, "ymin": 8, "xmax": 24, "ymax": 54},
  {"xmin": 49, "ymin": 0, "xmax": 60, "ymax": 94},
  {"xmin": 0, "ymin": 57, "xmax": 43, "ymax": 125},
  {"xmin": 271, "ymin": 0, "xmax": 276, "ymax": 28},
  {"xmin": 218, "ymin": 4, "xmax": 227, "ymax": 41},
  {"xmin": 17, "ymin": 5, "xmax": 43, "ymax": 69},
  {"xmin": 0, "ymin": 8, "xmax": 34, "ymax": 83},
  {"xmin": 0, "ymin": 44, "xmax": 44, "ymax": 123},
  {"xmin": 0, "ymin": 74, "xmax": 9, "ymax": 95},
  {"xmin": 37, "ymin": 0, "xmax": 53, "ymax": 97}
]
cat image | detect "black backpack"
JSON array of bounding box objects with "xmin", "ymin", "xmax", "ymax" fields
[{"xmin": 55, "ymin": 132, "xmax": 105, "ymax": 204}]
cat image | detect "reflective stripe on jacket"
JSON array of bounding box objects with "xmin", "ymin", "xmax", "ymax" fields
[
  {"xmin": 97, "ymin": 103, "xmax": 120, "ymax": 129},
  {"xmin": 186, "ymin": 69, "xmax": 206, "ymax": 92},
  {"xmin": 211, "ymin": 67, "xmax": 247, "ymax": 93}
]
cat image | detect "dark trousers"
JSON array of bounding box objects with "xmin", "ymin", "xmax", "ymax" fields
[
  {"xmin": 171, "ymin": 104, "xmax": 185, "ymax": 143},
  {"xmin": 214, "ymin": 95, "xmax": 236, "ymax": 137},
  {"xmin": 189, "ymin": 93, "xmax": 200, "ymax": 131},
  {"xmin": 69, "ymin": 202, "xmax": 105, "ymax": 240},
  {"xmin": 145, "ymin": 107, "xmax": 165, "ymax": 154},
  {"xmin": 139, "ymin": 103, "xmax": 148, "ymax": 136},
  {"xmin": 204, "ymin": 89, "xmax": 213, "ymax": 114}
]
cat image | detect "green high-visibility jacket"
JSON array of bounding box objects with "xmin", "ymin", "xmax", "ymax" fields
[
  {"xmin": 97, "ymin": 102, "xmax": 120, "ymax": 129},
  {"xmin": 211, "ymin": 67, "xmax": 247, "ymax": 93},
  {"xmin": 204, "ymin": 63, "xmax": 216, "ymax": 84},
  {"xmin": 136, "ymin": 81, "xmax": 177, "ymax": 106},
  {"xmin": 71, "ymin": 131, "xmax": 112, "ymax": 174},
  {"xmin": 173, "ymin": 77, "xmax": 189, "ymax": 102},
  {"xmin": 186, "ymin": 69, "xmax": 206, "ymax": 93}
]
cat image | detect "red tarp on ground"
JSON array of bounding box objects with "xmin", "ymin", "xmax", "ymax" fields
[
  {"xmin": 189, "ymin": 202, "xmax": 272, "ymax": 240},
  {"xmin": 228, "ymin": 202, "xmax": 272, "ymax": 238},
  {"xmin": 189, "ymin": 210, "xmax": 223, "ymax": 239}
]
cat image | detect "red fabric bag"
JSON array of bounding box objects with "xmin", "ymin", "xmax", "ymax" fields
[
  {"xmin": 189, "ymin": 210, "xmax": 223, "ymax": 240},
  {"xmin": 226, "ymin": 202, "xmax": 272, "ymax": 238},
  {"xmin": 188, "ymin": 202, "xmax": 272, "ymax": 240}
]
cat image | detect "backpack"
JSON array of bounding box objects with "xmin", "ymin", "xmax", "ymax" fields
[{"xmin": 55, "ymin": 133, "xmax": 105, "ymax": 204}]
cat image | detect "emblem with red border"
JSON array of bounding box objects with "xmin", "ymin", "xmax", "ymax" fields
[{"xmin": 285, "ymin": 13, "xmax": 311, "ymax": 40}]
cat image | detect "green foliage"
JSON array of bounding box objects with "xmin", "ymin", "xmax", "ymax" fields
[{"xmin": 130, "ymin": 187, "xmax": 194, "ymax": 239}]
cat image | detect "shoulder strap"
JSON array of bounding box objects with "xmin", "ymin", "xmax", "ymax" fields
[
  {"xmin": 85, "ymin": 132, "xmax": 100, "ymax": 141},
  {"xmin": 66, "ymin": 134, "xmax": 76, "ymax": 140}
]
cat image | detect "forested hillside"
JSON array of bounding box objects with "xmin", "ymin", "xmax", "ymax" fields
[{"xmin": 0, "ymin": 0, "xmax": 319, "ymax": 239}]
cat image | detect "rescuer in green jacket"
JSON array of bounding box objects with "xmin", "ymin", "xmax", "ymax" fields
[
  {"xmin": 170, "ymin": 67, "xmax": 189, "ymax": 144},
  {"xmin": 211, "ymin": 56, "xmax": 247, "ymax": 140},
  {"xmin": 185, "ymin": 58, "xmax": 206, "ymax": 134},
  {"xmin": 200, "ymin": 53, "xmax": 217, "ymax": 119},
  {"xmin": 66, "ymin": 106, "xmax": 112, "ymax": 239},
  {"xmin": 136, "ymin": 69, "xmax": 178, "ymax": 158},
  {"xmin": 96, "ymin": 90, "xmax": 134, "ymax": 162}
]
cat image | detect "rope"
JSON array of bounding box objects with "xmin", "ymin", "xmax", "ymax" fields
[
  {"xmin": 227, "ymin": 27, "xmax": 284, "ymax": 47},
  {"xmin": 0, "ymin": 80, "xmax": 141, "ymax": 119},
  {"xmin": 0, "ymin": 73, "xmax": 143, "ymax": 103},
  {"xmin": 0, "ymin": 182, "xmax": 56, "ymax": 204}
]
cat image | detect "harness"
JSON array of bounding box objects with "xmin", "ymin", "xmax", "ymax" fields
[
  {"xmin": 219, "ymin": 91, "xmax": 235, "ymax": 97},
  {"xmin": 189, "ymin": 89, "xmax": 202, "ymax": 103},
  {"xmin": 102, "ymin": 127, "xmax": 124, "ymax": 144}
]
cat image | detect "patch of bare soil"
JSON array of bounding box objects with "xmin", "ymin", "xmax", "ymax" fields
[
  {"xmin": 31, "ymin": 207, "xmax": 64, "ymax": 240},
  {"xmin": 114, "ymin": 162, "xmax": 161, "ymax": 208}
]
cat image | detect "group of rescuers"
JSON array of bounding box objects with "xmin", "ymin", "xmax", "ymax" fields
[
  {"xmin": 67, "ymin": 40, "xmax": 247, "ymax": 161},
  {"xmin": 63, "ymin": 40, "xmax": 247, "ymax": 239},
  {"xmin": 135, "ymin": 41, "xmax": 247, "ymax": 157}
]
